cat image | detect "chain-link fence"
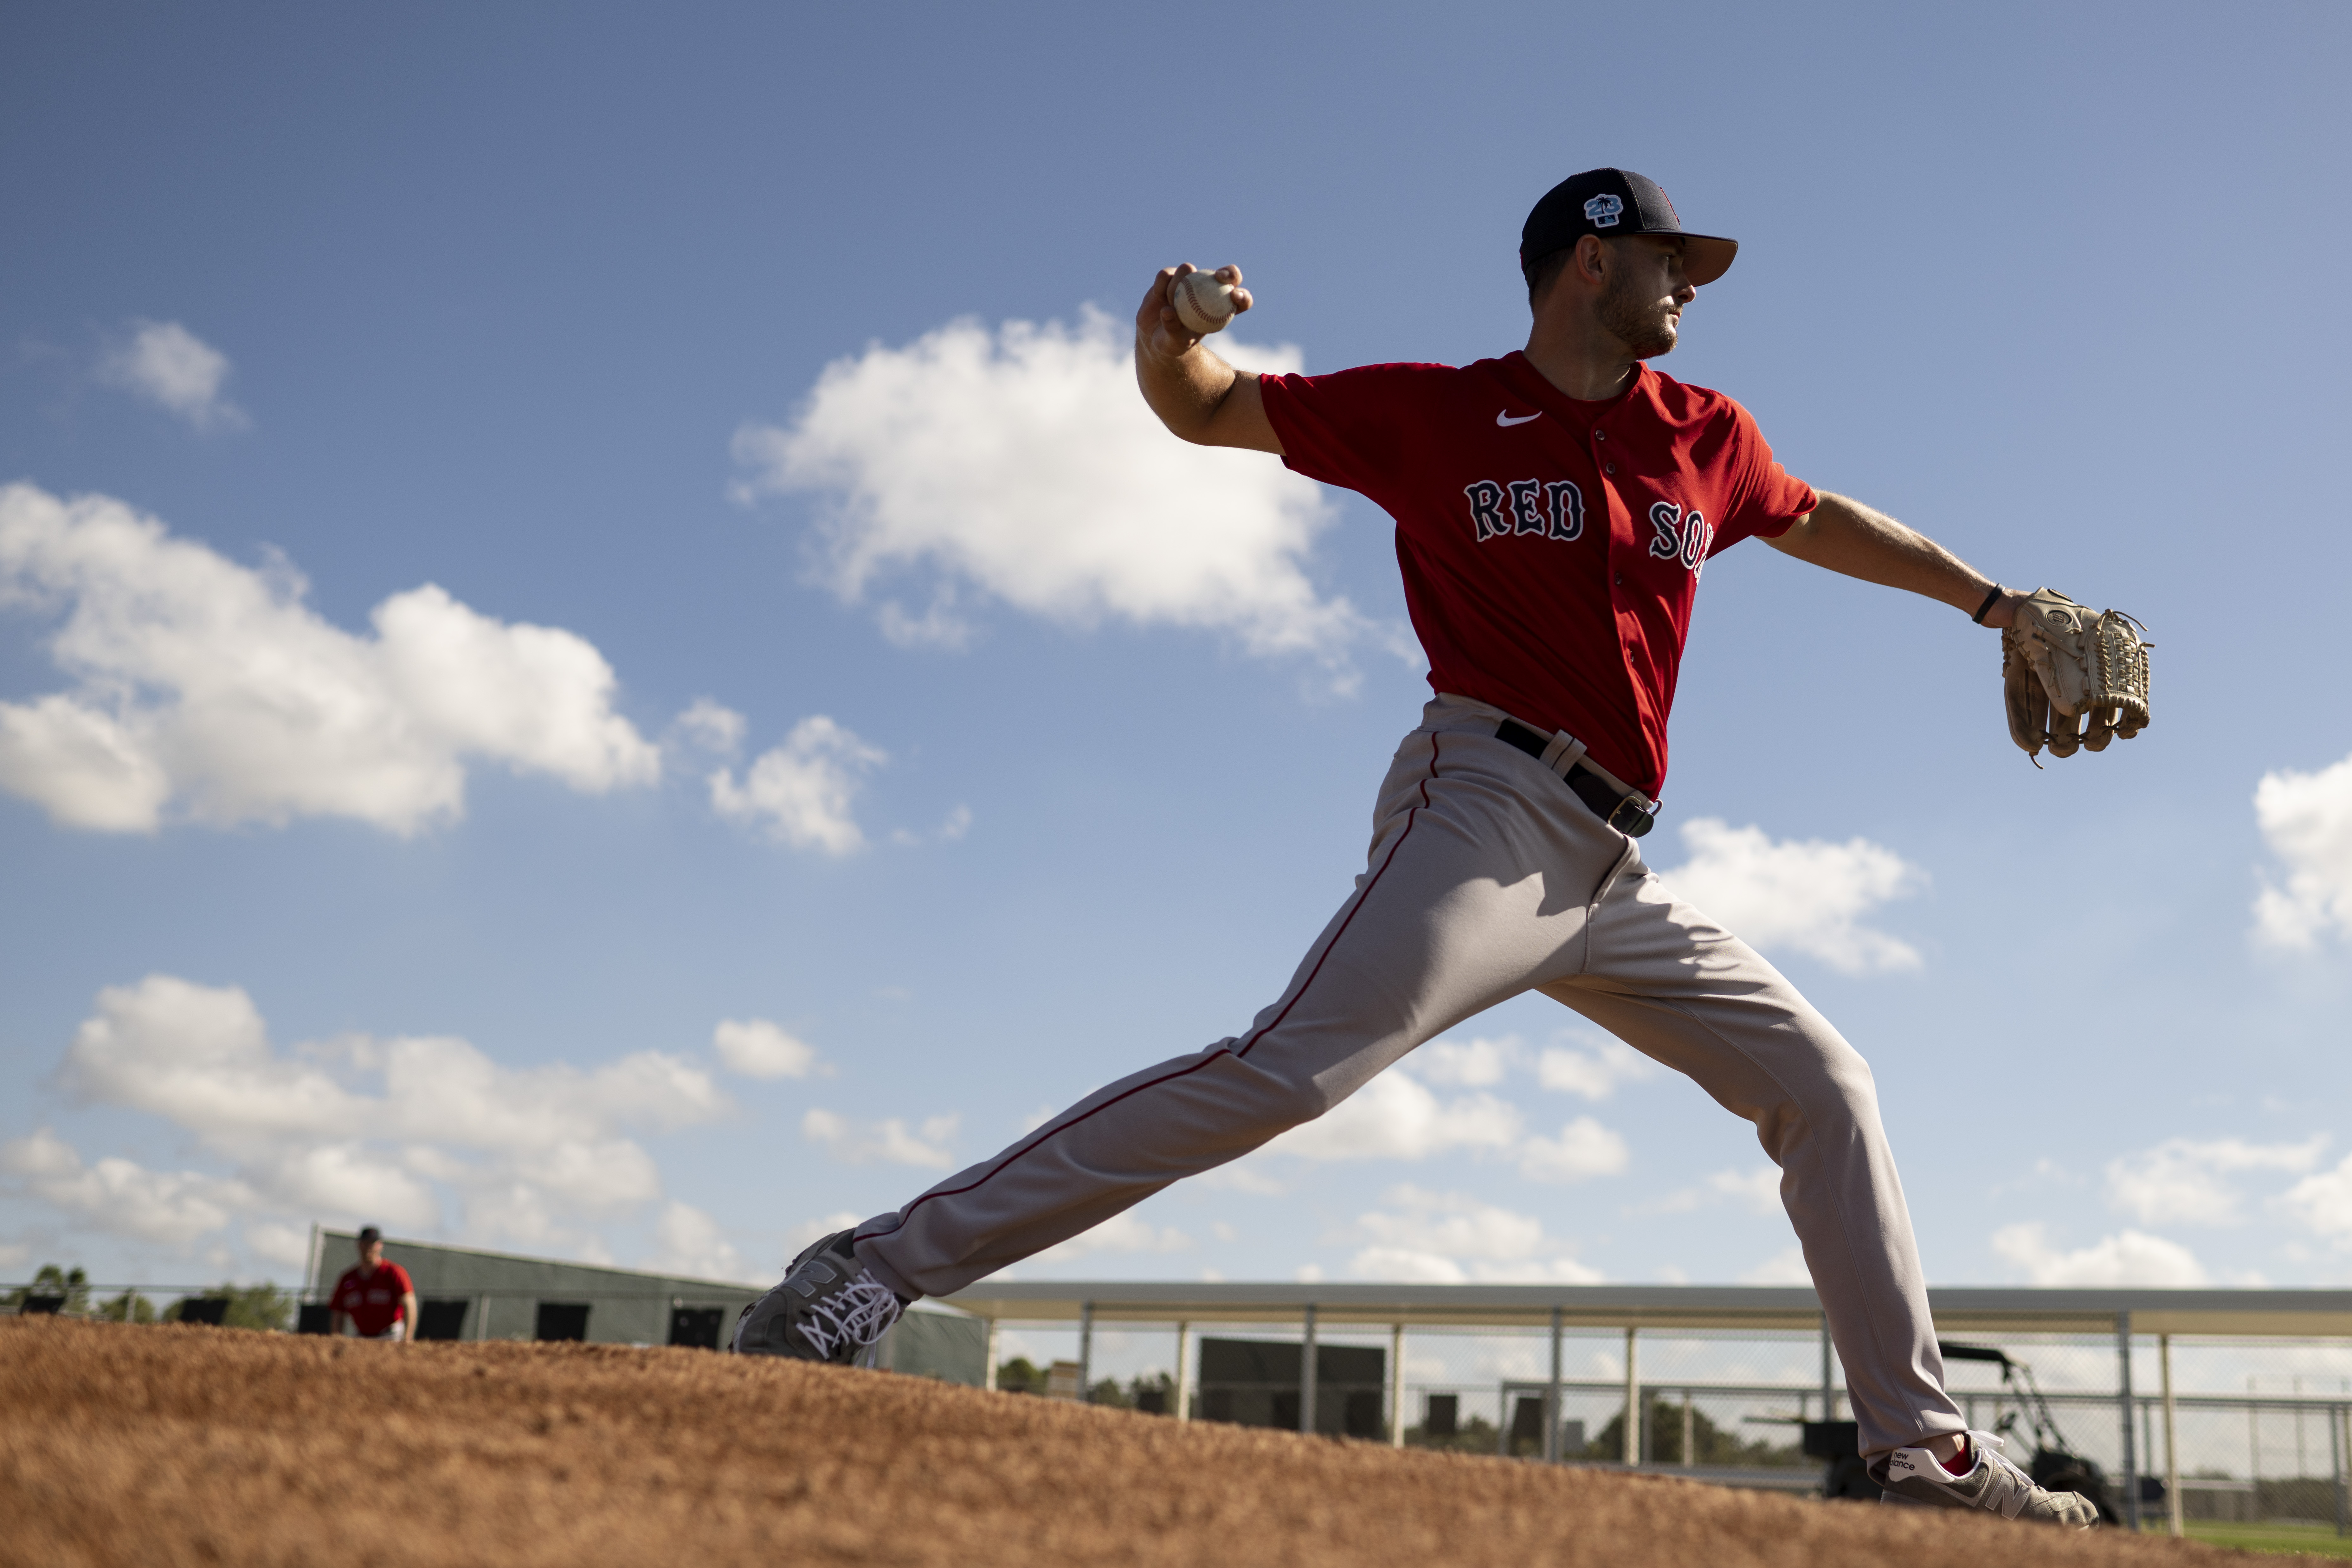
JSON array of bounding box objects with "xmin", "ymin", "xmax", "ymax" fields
[{"xmin": 980, "ymin": 1310, "xmax": 2352, "ymax": 1534}]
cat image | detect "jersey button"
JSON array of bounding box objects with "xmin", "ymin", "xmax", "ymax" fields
[
  {"xmin": 1594, "ymin": 429, "xmax": 1607, "ymax": 440},
  {"xmin": 1614, "ymin": 571, "xmax": 1625, "ymax": 586},
  {"xmin": 1604, "ymin": 462, "xmax": 1617, "ymax": 474}
]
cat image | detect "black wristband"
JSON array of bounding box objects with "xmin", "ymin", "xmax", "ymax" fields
[{"xmin": 1971, "ymin": 585, "xmax": 2003, "ymax": 625}]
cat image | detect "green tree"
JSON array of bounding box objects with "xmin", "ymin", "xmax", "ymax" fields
[
  {"xmin": 163, "ymin": 1282, "xmax": 295, "ymax": 1331},
  {"xmin": 1406, "ymin": 1414, "xmax": 1501, "ymax": 1454},
  {"xmin": 1578, "ymin": 1397, "xmax": 1805, "ymax": 1468},
  {"xmin": 995, "ymin": 1356, "xmax": 1048, "ymax": 1395},
  {"xmin": 4, "ymin": 1264, "xmax": 90, "ymax": 1313},
  {"xmin": 1124, "ymin": 1370, "xmax": 1176, "ymax": 1414},
  {"xmin": 96, "ymin": 1290, "xmax": 156, "ymax": 1324}
]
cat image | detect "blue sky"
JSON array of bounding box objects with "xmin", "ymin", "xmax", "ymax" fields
[{"xmin": 4, "ymin": 1, "xmax": 2349, "ymax": 1295}]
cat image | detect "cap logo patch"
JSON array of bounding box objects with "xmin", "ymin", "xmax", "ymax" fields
[{"xmin": 1584, "ymin": 194, "xmax": 1624, "ymax": 228}]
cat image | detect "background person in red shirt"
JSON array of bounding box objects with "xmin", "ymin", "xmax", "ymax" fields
[
  {"xmin": 740, "ymin": 170, "xmax": 2098, "ymax": 1527},
  {"xmin": 328, "ymin": 1226, "xmax": 416, "ymax": 1342}
]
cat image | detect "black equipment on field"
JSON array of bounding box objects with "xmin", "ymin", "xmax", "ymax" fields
[
  {"xmin": 667, "ymin": 1306, "xmax": 725, "ymax": 1350},
  {"xmin": 415, "ymin": 1299, "xmax": 471, "ymax": 1340},
  {"xmin": 1802, "ymin": 1420, "xmax": 1881, "ymax": 1500}
]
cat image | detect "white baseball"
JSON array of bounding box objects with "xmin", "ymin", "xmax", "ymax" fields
[{"xmin": 1169, "ymin": 270, "xmax": 1237, "ymax": 335}]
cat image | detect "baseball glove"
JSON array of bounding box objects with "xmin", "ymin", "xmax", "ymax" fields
[{"xmin": 2001, "ymin": 588, "xmax": 2152, "ymax": 761}]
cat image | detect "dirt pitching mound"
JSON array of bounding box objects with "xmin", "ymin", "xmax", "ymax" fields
[{"xmin": 2, "ymin": 1318, "xmax": 2238, "ymax": 1568}]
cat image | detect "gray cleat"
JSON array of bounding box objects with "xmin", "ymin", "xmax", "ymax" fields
[
  {"xmin": 730, "ymin": 1229, "xmax": 906, "ymax": 1363},
  {"xmin": 1871, "ymin": 1432, "xmax": 2100, "ymax": 1527}
]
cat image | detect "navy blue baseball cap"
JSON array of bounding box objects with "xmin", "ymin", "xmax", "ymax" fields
[{"xmin": 1521, "ymin": 169, "xmax": 1738, "ymax": 287}]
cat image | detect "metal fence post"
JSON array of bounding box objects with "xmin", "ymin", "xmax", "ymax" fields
[
  {"xmin": 1077, "ymin": 1301, "xmax": 1093, "ymax": 1403},
  {"xmin": 983, "ymin": 1317, "xmax": 1001, "ymax": 1391},
  {"xmin": 1389, "ymin": 1323, "xmax": 1405, "ymax": 1448},
  {"xmin": 1820, "ymin": 1316, "xmax": 1835, "ymax": 1421},
  {"xmin": 2323, "ymin": 1401, "xmax": 2342, "ymax": 1542},
  {"xmin": 1174, "ymin": 1320, "xmax": 1191, "ymax": 1423},
  {"xmin": 1299, "ymin": 1304, "xmax": 1318, "ymax": 1436},
  {"xmin": 1622, "ymin": 1326, "xmax": 1640, "ymax": 1466},
  {"xmin": 1544, "ymin": 1306, "xmax": 1563, "ymax": 1464},
  {"xmin": 2162, "ymin": 1332, "xmax": 2182, "ymax": 1537},
  {"xmin": 2117, "ymin": 1311, "xmax": 2140, "ymax": 1531}
]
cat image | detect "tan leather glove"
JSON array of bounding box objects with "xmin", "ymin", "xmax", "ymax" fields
[{"xmin": 2002, "ymin": 588, "xmax": 2152, "ymax": 761}]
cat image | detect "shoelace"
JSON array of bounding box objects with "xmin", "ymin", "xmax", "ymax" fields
[{"xmin": 798, "ymin": 1275, "xmax": 903, "ymax": 1361}]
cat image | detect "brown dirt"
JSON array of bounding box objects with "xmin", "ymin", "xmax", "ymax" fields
[{"xmin": 0, "ymin": 1317, "xmax": 2250, "ymax": 1568}]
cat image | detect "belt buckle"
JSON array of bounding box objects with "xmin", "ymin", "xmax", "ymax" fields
[{"xmin": 1606, "ymin": 796, "xmax": 1655, "ymax": 839}]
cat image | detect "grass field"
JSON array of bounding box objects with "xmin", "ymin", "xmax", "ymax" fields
[
  {"xmin": 2177, "ymin": 1521, "xmax": 2352, "ymax": 1558},
  {"xmin": 0, "ymin": 1316, "xmax": 2273, "ymax": 1567}
]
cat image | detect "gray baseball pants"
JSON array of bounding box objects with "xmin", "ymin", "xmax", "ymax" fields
[{"xmin": 853, "ymin": 693, "xmax": 1965, "ymax": 1457}]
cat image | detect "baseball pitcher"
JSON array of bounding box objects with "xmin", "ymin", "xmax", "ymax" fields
[{"xmin": 736, "ymin": 169, "xmax": 2146, "ymax": 1528}]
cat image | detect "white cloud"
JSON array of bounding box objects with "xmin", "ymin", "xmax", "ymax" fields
[
  {"xmin": 1261, "ymin": 1071, "xmax": 1521, "ymax": 1162},
  {"xmin": 1694, "ymin": 1165, "xmax": 1783, "ymax": 1215},
  {"xmin": 2253, "ymin": 754, "xmax": 2352, "ymax": 948},
  {"xmin": 647, "ymin": 1201, "xmax": 751, "ymax": 1282},
  {"xmin": 2104, "ymin": 1135, "xmax": 2328, "ymax": 1226},
  {"xmin": 801, "ymin": 1108, "xmax": 958, "ymax": 1169},
  {"xmin": 1739, "ymin": 1246, "xmax": 1813, "ymax": 1285},
  {"xmin": 1992, "ymin": 1222, "xmax": 2210, "ymax": 1286},
  {"xmin": 730, "ymin": 308, "xmax": 1377, "ymax": 676},
  {"xmin": 100, "ymin": 320, "xmax": 248, "ymax": 431},
  {"xmin": 1348, "ymin": 1185, "xmax": 1602, "ymax": 1284},
  {"xmin": 1412, "ymin": 1035, "xmax": 1521, "ymax": 1087},
  {"xmin": 710, "ymin": 715, "xmax": 884, "ymax": 854},
  {"xmin": 1518, "ymin": 1116, "xmax": 1632, "ymax": 1182},
  {"xmin": 1033, "ymin": 1211, "xmax": 1193, "ymax": 1263},
  {"xmin": 783, "ymin": 1211, "xmax": 866, "ymax": 1261},
  {"xmin": 17, "ymin": 974, "xmax": 729, "ymax": 1258},
  {"xmin": 56, "ymin": 976, "xmax": 725, "ymax": 1171},
  {"xmin": 712, "ymin": 1017, "xmax": 822, "ymax": 1080},
  {"xmin": 1656, "ymin": 817, "xmax": 1925, "ymax": 974},
  {"xmin": 1645, "ymin": 1165, "xmax": 1795, "ymax": 1219},
  {"xmin": 245, "ymin": 1222, "xmax": 315, "ymax": 1269},
  {"xmin": 1196, "ymin": 1164, "xmax": 1286, "ymax": 1196},
  {"xmin": 0, "ymin": 485, "xmax": 660, "ymax": 834},
  {"xmin": 672, "ymin": 697, "xmax": 746, "ymax": 755},
  {"xmin": 2282, "ymin": 1152, "xmax": 2352, "ymax": 1242},
  {"xmin": 1535, "ymin": 1038, "xmax": 1657, "ymax": 1100},
  {"xmin": 244, "ymin": 1142, "xmax": 438, "ymax": 1231},
  {"xmin": 1, "ymin": 1129, "xmax": 254, "ymax": 1244}
]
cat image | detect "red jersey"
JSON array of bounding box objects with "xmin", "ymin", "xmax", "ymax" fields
[
  {"xmin": 1259, "ymin": 352, "xmax": 1816, "ymax": 796},
  {"xmin": 330, "ymin": 1261, "xmax": 414, "ymax": 1337}
]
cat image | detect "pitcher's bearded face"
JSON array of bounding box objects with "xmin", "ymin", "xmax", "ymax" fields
[
  {"xmin": 1597, "ymin": 238, "xmax": 1692, "ymax": 359},
  {"xmin": 1600, "ymin": 263, "xmax": 1681, "ymax": 358}
]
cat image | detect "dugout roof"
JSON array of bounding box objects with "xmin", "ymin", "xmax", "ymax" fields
[{"xmin": 938, "ymin": 1282, "xmax": 2352, "ymax": 1338}]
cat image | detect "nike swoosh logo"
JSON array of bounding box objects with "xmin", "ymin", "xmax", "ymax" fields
[{"xmin": 1496, "ymin": 410, "xmax": 1542, "ymax": 426}]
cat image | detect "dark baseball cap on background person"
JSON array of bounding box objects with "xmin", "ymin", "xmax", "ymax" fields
[
  {"xmin": 1520, "ymin": 168, "xmax": 1738, "ymax": 288},
  {"xmin": 358, "ymin": 1226, "xmax": 381, "ymax": 1245}
]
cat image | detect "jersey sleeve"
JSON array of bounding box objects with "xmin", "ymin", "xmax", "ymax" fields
[
  {"xmin": 385, "ymin": 1263, "xmax": 414, "ymax": 1296},
  {"xmin": 1708, "ymin": 397, "xmax": 1818, "ymax": 550},
  {"xmin": 1257, "ymin": 363, "xmax": 1442, "ymax": 496}
]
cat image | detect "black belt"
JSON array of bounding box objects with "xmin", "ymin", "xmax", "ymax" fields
[{"xmin": 1493, "ymin": 719, "xmax": 1658, "ymax": 838}]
